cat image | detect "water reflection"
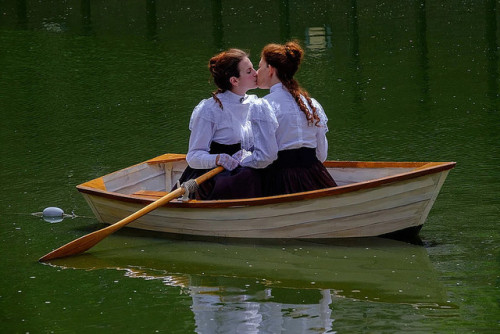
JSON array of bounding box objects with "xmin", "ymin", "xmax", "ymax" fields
[
  {"xmin": 211, "ymin": 0, "xmax": 224, "ymax": 51},
  {"xmin": 15, "ymin": 0, "xmax": 27, "ymax": 29},
  {"xmin": 81, "ymin": 0, "xmax": 93, "ymax": 36},
  {"xmin": 348, "ymin": 0, "xmax": 366, "ymax": 114},
  {"xmin": 146, "ymin": 0, "xmax": 158, "ymax": 41},
  {"xmin": 48, "ymin": 237, "xmax": 452, "ymax": 331},
  {"xmin": 485, "ymin": 0, "xmax": 498, "ymax": 112},
  {"xmin": 305, "ymin": 26, "xmax": 332, "ymax": 53},
  {"xmin": 189, "ymin": 286, "xmax": 333, "ymax": 333},
  {"xmin": 279, "ymin": 0, "xmax": 291, "ymax": 41},
  {"xmin": 415, "ymin": 0, "xmax": 430, "ymax": 109}
]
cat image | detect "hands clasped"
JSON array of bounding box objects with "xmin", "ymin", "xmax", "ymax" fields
[
  {"xmin": 231, "ymin": 149, "xmax": 252, "ymax": 162},
  {"xmin": 216, "ymin": 153, "xmax": 239, "ymax": 171},
  {"xmin": 216, "ymin": 150, "xmax": 252, "ymax": 171}
]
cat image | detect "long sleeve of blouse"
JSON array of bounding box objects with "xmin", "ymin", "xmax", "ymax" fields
[
  {"xmin": 312, "ymin": 100, "xmax": 329, "ymax": 162},
  {"xmin": 186, "ymin": 100, "xmax": 218, "ymax": 169},
  {"xmin": 240, "ymin": 99, "xmax": 279, "ymax": 169}
]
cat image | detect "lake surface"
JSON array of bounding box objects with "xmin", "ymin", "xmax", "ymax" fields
[{"xmin": 1, "ymin": 0, "xmax": 499, "ymax": 332}]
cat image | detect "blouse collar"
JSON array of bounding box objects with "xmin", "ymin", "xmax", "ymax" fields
[
  {"xmin": 270, "ymin": 82, "xmax": 284, "ymax": 94},
  {"xmin": 219, "ymin": 90, "xmax": 248, "ymax": 104}
]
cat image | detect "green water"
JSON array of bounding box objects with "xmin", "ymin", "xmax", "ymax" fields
[{"xmin": 1, "ymin": 0, "xmax": 498, "ymax": 332}]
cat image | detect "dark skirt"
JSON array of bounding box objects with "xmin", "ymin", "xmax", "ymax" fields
[
  {"xmin": 261, "ymin": 147, "xmax": 337, "ymax": 196},
  {"xmin": 174, "ymin": 142, "xmax": 262, "ymax": 200}
]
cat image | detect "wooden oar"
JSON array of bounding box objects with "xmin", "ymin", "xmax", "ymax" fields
[{"xmin": 39, "ymin": 166, "xmax": 224, "ymax": 262}]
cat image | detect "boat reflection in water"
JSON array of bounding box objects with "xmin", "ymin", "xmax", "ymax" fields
[{"xmin": 48, "ymin": 235, "xmax": 452, "ymax": 332}]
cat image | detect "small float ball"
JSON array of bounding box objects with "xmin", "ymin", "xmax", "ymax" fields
[
  {"xmin": 42, "ymin": 207, "xmax": 64, "ymax": 217},
  {"xmin": 42, "ymin": 207, "xmax": 64, "ymax": 223}
]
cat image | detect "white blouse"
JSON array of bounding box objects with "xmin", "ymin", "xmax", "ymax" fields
[
  {"xmin": 262, "ymin": 83, "xmax": 329, "ymax": 162},
  {"xmin": 186, "ymin": 90, "xmax": 257, "ymax": 169}
]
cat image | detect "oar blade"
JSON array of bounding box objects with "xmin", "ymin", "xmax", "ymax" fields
[{"xmin": 39, "ymin": 228, "xmax": 111, "ymax": 262}]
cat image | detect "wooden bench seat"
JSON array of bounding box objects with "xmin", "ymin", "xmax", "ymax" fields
[{"xmin": 132, "ymin": 190, "xmax": 168, "ymax": 200}]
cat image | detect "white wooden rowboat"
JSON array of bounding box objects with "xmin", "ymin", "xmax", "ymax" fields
[{"xmin": 76, "ymin": 153, "xmax": 455, "ymax": 239}]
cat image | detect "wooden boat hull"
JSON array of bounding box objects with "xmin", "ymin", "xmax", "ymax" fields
[{"xmin": 77, "ymin": 154, "xmax": 455, "ymax": 239}]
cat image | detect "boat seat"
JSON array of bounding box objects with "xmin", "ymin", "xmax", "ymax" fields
[{"xmin": 132, "ymin": 190, "xmax": 168, "ymax": 200}]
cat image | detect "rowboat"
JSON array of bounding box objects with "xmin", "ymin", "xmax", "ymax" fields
[{"xmin": 76, "ymin": 153, "xmax": 455, "ymax": 239}]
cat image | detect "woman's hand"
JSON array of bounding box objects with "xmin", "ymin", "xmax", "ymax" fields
[
  {"xmin": 216, "ymin": 154, "xmax": 239, "ymax": 171},
  {"xmin": 232, "ymin": 149, "xmax": 252, "ymax": 162}
]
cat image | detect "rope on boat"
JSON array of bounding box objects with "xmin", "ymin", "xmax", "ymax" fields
[{"xmin": 178, "ymin": 179, "xmax": 199, "ymax": 201}]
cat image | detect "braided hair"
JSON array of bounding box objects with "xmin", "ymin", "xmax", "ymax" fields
[
  {"xmin": 261, "ymin": 41, "xmax": 320, "ymax": 126},
  {"xmin": 208, "ymin": 48, "xmax": 248, "ymax": 109}
]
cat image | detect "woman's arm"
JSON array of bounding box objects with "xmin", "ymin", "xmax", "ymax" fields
[
  {"xmin": 186, "ymin": 113, "xmax": 218, "ymax": 169},
  {"xmin": 240, "ymin": 101, "xmax": 278, "ymax": 168},
  {"xmin": 240, "ymin": 119, "xmax": 278, "ymax": 168},
  {"xmin": 315, "ymin": 127, "xmax": 328, "ymax": 162},
  {"xmin": 313, "ymin": 99, "xmax": 329, "ymax": 162}
]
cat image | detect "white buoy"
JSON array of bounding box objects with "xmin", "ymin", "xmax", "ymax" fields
[{"xmin": 42, "ymin": 207, "xmax": 64, "ymax": 217}]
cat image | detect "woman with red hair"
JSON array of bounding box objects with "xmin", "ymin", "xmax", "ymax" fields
[{"xmin": 255, "ymin": 41, "xmax": 337, "ymax": 196}]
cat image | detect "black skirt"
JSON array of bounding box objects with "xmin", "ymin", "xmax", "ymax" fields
[
  {"xmin": 261, "ymin": 147, "xmax": 337, "ymax": 196},
  {"xmin": 174, "ymin": 142, "xmax": 262, "ymax": 200}
]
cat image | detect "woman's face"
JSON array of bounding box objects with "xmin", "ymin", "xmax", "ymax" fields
[
  {"xmin": 233, "ymin": 56, "xmax": 257, "ymax": 93},
  {"xmin": 256, "ymin": 58, "xmax": 272, "ymax": 89}
]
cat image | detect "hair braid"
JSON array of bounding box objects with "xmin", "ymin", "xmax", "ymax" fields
[
  {"xmin": 282, "ymin": 79, "xmax": 320, "ymax": 126},
  {"xmin": 211, "ymin": 88, "xmax": 224, "ymax": 109}
]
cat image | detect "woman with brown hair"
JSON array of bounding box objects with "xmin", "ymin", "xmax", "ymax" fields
[
  {"xmin": 175, "ymin": 48, "xmax": 272, "ymax": 200},
  {"xmin": 255, "ymin": 41, "xmax": 337, "ymax": 195}
]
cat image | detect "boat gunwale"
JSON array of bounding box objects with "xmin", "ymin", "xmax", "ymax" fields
[{"xmin": 76, "ymin": 157, "xmax": 456, "ymax": 209}]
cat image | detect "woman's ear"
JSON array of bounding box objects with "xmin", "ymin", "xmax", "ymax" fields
[
  {"xmin": 229, "ymin": 76, "xmax": 239, "ymax": 87},
  {"xmin": 268, "ymin": 65, "xmax": 276, "ymax": 78}
]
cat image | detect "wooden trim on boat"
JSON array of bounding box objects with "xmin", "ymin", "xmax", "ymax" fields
[
  {"xmin": 146, "ymin": 153, "xmax": 187, "ymax": 164},
  {"xmin": 76, "ymin": 160, "xmax": 456, "ymax": 208},
  {"xmin": 146, "ymin": 155, "xmax": 431, "ymax": 169},
  {"xmin": 323, "ymin": 161, "xmax": 426, "ymax": 168},
  {"xmin": 83, "ymin": 177, "xmax": 106, "ymax": 191}
]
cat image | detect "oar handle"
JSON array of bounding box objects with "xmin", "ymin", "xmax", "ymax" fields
[{"xmin": 39, "ymin": 166, "xmax": 224, "ymax": 262}]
